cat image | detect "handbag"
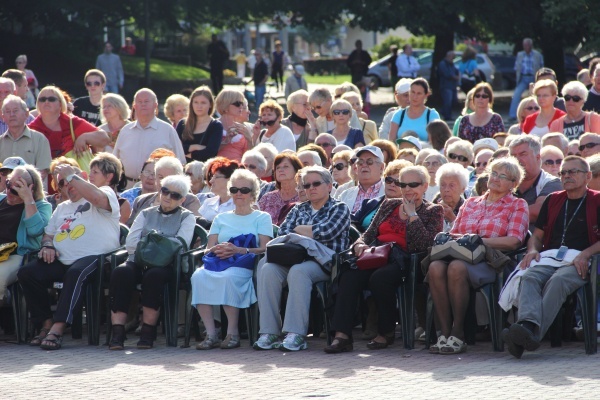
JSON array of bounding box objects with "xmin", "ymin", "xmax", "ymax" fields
[
  {"xmin": 202, "ymin": 234, "xmax": 257, "ymax": 272},
  {"xmin": 0, "ymin": 242, "xmax": 17, "ymax": 262},
  {"xmin": 134, "ymin": 230, "xmax": 188, "ymax": 269},
  {"xmin": 64, "ymin": 118, "xmax": 94, "ymax": 173},
  {"xmin": 356, "ymin": 242, "xmax": 393, "ymax": 270},
  {"xmin": 429, "ymin": 232, "xmax": 486, "ymax": 265},
  {"xmin": 266, "ymin": 242, "xmax": 308, "ymax": 267}
]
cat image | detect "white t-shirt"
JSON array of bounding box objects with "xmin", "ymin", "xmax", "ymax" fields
[
  {"xmin": 46, "ymin": 186, "xmax": 121, "ymax": 265},
  {"xmin": 209, "ymin": 210, "xmax": 273, "ymax": 243},
  {"xmin": 528, "ymin": 125, "xmax": 550, "ymax": 138},
  {"xmin": 260, "ymin": 125, "xmax": 296, "ymax": 152}
]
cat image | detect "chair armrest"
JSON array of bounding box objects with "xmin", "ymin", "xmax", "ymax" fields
[{"xmin": 110, "ymin": 249, "xmax": 129, "ymax": 270}]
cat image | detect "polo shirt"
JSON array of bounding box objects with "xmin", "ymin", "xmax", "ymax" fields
[{"xmin": 0, "ymin": 126, "xmax": 52, "ymax": 169}]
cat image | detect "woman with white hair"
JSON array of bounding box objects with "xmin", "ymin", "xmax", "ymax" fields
[
  {"xmin": 341, "ymin": 92, "xmax": 378, "ymax": 144},
  {"xmin": 99, "ymin": 93, "xmax": 131, "ymax": 152},
  {"xmin": 549, "ymin": 80, "xmax": 600, "ymax": 139},
  {"xmin": 446, "ymin": 140, "xmax": 474, "ymax": 170},
  {"xmin": 281, "ymin": 90, "xmax": 317, "ymax": 148},
  {"xmin": 164, "ymin": 94, "xmax": 189, "ymax": 128},
  {"xmin": 423, "ymin": 153, "xmax": 448, "ymax": 201},
  {"xmin": 432, "ymin": 163, "xmax": 469, "ymax": 231},
  {"xmin": 297, "ymin": 150, "xmax": 322, "ymax": 167},
  {"xmin": 184, "ymin": 160, "xmax": 207, "ymax": 195}
]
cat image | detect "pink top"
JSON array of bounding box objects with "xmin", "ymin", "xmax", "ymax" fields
[{"xmin": 258, "ymin": 190, "xmax": 299, "ymax": 224}]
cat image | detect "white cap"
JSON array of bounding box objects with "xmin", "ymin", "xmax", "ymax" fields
[
  {"xmin": 395, "ymin": 78, "xmax": 413, "ymax": 94},
  {"xmin": 355, "ymin": 145, "xmax": 385, "ymax": 163},
  {"xmin": 473, "ymin": 138, "xmax": 499, "ymax": 154},
  {"xmin": 0, "ymin": 156, "xmax": 27, "ymax": 171},
  {"xmin": 395, "ymin": 136, "xmax": 422, "ymax": 150}
]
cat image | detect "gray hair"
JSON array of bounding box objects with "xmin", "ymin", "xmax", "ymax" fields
[
  {"xmin": 0, "ymin": 77, "xmax": 16, "ymax": 92},
  {"xmin": 241, "ymin": 150, "xmax": 267, "ymax": 172},
  {"xmin": 487, "ymin": 157, "xmax": 525, "ymax": 186},
  {"xmin": 300, "ymin": 166, "xmax": 333, "ymax": 185},
  {"xmin": 184, "ymin": 160, "xmax": 205, "ymax": 180},
  {"xmin": 315, "ymin": 133, "xmax": 337, "ymax": 146},
  {"xmin": 286, "ymin": 89, "xmax": 309, "ymax": 114},
  {"xmin": 10, "ymin": 165, "xmax": 45, "ymax": 201},
  {"xmin": 447, "ymin": 140, "xmax": 475, "ymax": 163},
  {"xmin": 160, "ymin": 174, "xmax": 191, "ymax": 196},
  {"xmin": 228, "ymin": 168, "xmax": 261, "ymax": 202},
  {"xmin": 541, "ymin": 133, "xmax": 569, "ymax": 154},
  {"xmin": 400, "ymin": 165, "xmax": 429, "ymax": 184},
  {"xmin": 155, "ymin": 156, "xmax": 183, "ymax": 175},
  {"xmin": 415, "ymin": 148, "xmax": 437, "ymax": 166},
  {"xmin": 298, "ymin": 150, "xmax": 322, "ymax": 166},
  {"xmin": 587, "ymin": 154, "xmax": 600, "ymax": 177},
  {"xmin": 309, "ymin": 87, "xmax": 332, "ymax": 104},
  {"xmin": 254, "ymin": 143, "xmax": 278, "ymax": 168},
  {"xmin": 435, "ymin": 162, "xmax": 469, "ymax": 189},
  {"xmin": 509, "ymin": 134, "xmax": 541, "ymax": 156},
  {"xmin": 2, "ymin": 94, "xmax": 28, "ymax": 113},
  {"xmin": 561, "ymin": 80, "xmax": 588, "ymax": 101},
  {"xmin": 100, "ymin": 93, "xmax": 131, "ymax": 123}
]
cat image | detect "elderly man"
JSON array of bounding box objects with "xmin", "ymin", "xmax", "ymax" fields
[
  {"xmin": 297, "ymin": 150, "xmax": 322, "ymax": 167},
  {"xmin": 72, "ymin": 69, "xmax": 106, "ymax": 126},
  {"xmin": 95, "ymin": 42, "xmax": 123, "ymax": 94},
  {"xmin": 583, "ymin": 66, "xmax": 600, "ymax": 113},
  {"xmin": 541, "ymin": 132, "xmax": 569, "ymax": 156},
  {"xmin": 379, "ymin": 78, "xmax": 412, "ymax": 139},
  {"xmin": 0, "ymin": 95, "xmax": 51, "ymax": 181},
  {"xmin": 578, "ymin": 133, "xmax": 600, "ymax": 158},
  {"xmin": 338, "ymin": 146, "xmax": 386, "ymax": 213},
  {"xmin": 510, "ymin": 135, "xmax": 562, "ymax": 232},
  {"xmin": 438, "ymin": 50, "xmax": 459, "ymax": 121},
  {"xmin": 309, "ymin": 88, "xmax": 361, "ymax": 135},
  {"xmin": 113, "ymin": 89, "xmax": 185, "ymax": 189},
  {"xmin": 314, "ymin": 133, "xmax": 337, "ymax": 168},
  {"xmin": 502, "ymin": 156, "xmax": 600, "ymax": 358},
  {"xmin": 509, "ymin": 38, "xmax": 544, "ymax": 121}
]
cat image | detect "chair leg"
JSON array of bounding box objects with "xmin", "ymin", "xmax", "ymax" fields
[
  {"xmin": 314, "ymin": 281, "xmax": 331, "ymax": 345},
  {"xmin": 183, "ymin": 303, "xmax": 194, "ymax": 348},
  {"xmin": 425, "ymin": 290, "xmax": 434, "ymax": 349},
  {"xmin": 481, "ymin": 283, "xmax": 503, "ymax": 352}
]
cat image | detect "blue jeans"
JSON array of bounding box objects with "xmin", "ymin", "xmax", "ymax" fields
[
  {"xmin": 105, "ymin": 83, "xmax": 119, "ymax": 94},
  {"xmin": 255, "ymin": 85, "xmax": 266, "ymax": 108},
  {"xmin": 440, "ymin": 87, "xmax": 458, "ymax": 120},
  {"xmin": 509, "ymin": 75, "xmax": 534, "ymax": 119}
]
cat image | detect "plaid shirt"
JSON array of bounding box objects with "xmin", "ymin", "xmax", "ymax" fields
[
  {"xmin": 451, "ymin": 192, "xmax": 529, "ymax": 242},
  {"xmin": 353, "ymin": 180, "xmax": 384, "ymax": 213},
  {"xmin": 279, "ymin": 196, "xmax": 351, "ymax": 253}
]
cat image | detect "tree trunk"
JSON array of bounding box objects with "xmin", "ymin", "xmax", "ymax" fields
[
  {"xmin": 429, "ymin": 31, "xmax": 456, "ymax": 108},
  {"xmin": 538, "ymin": 27, "xmax": 565, "ymax": 90}
]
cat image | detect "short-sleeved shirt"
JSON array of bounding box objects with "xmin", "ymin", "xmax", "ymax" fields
[
  {"xmin": 0, "ymin": 126, "xmax": 52, "ymax": 170},
  {"xmin": 72, "ymin": 97, "xmax": 102, "ymax": 126},
  {"xmin": 535, "ymin": 194, "xmax": 592, "ymax": 251},
  {"xmin": 28, "ymin": 113, "xmax": 98, "ymax": 159},
  {"xmin": 391, "ymin": 107, "xmax": 441, "ymax": 141},
  {"xmin": 563, "ymin": 118, "xmax": 585, "ymax": 141},
  {"xmin": 209, "ymin": 210, "xmax": 273, "ymax": 244},
  {"xmin": 199, "ymin": 196, "xmax": 234, "ymax": 223},
  {"xmin": 458, "ymin": 113, "xmax": 505, "ymax": 143},
  {"xmin": 259, "ymin": 125, "xmax": 296, "ymax": 152}
]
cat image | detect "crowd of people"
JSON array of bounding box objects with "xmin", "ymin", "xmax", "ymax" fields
[{"xmin": 0, "ymin": 41, "xmax": 599, "ymax": 359}]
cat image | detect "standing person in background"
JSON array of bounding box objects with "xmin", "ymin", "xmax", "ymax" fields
[
  {"xmin": 458, "ymin": 47, "xmax": 480, "ymax": 94},
  {"xmin": 234, "ymin": 49, "xmax": 247, "ymax": 79},
  {"xmin": 247, "ymin": 50, "xmax": 257, "ymax": 77},
  {"xmin": 207, "ymin": 34, "xmax": 230, "ymax": 95},
  {"xmin": 396, "ymin": 44, "xmax": 419, "ymax": 79},
  {"xmin": 347, "ymin": 40, "xmax": 372, "ymax": 85},
  {"xmin": 509, "ymin": 38, "xmax": 544, "ymax": 122},
  {"xmin": 252, "ymin": 50, "xmax": 269, "ymax": 109},
  {"xmin": 120, "ymin": 37, "xmax": 136, "ymax": 56},
  {"xmin": 284, "ymin": 65, "xmax": 308, "ymax": 99},
  {"xmin": 271, "ymin": 41, "xmax": 287, "ymax": 92},
  {"xmin": 379, "ymin": 79, "xmax": 412, "ymax": 139},
  {"xmin": 388, "ymin": 45, "xmax": 399, "ymax": 89},
  {"xmin": 95, "ymin": 42, "xmax": 124, "ymax": 94},
  {"xmin": 438, "ymin": 50, "xmax": 459, "ymax": 121},
  {"xmin": 73, "ymin": 69, "xmax": 106, "ymax": 127}
]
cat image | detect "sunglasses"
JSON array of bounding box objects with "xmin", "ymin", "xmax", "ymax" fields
[
  {"xmin": 244, "ymin": 164, "xmax": 257, "ymax": 170},
  {"xmin": 86, "ymin": 81, "xmax": 102, "ymax": 87},
  {"xmin": 229, "ymin": 186, "xmax": 252, "ymax": 194},
  {"xmin": 564, "ymin": 94, "xmax": 583, "ymax": 102},
  {"xmin": 5, "ymin": 179, "xmax": 18, "ymax": 196},
  {"xmin": 160, "ymin": 186, "xmax": 184, "ymax": 200},
  {"xmin": 579, "ymin": 142, "xmax": 600, "ymax": 151},
  {"xmin": 558, "ymin": 169, "xmax": 587, "ymax": 177},
  {"xmin": 318, "ymin": 142, "xmax": 334, "ymax": 148},
  {"xmin": 333, "ymin": 163, "xmax": 347, "ymax": 171},
  {"xmin": 38, "ymin": 96, "xmax": 58, "ymax": 103},
  {"xmin": 543, "ymin": 159, "xmax": 563, "ymax": 166},
  {"xmin": 397, "ymin": 179, "xmax": 422, "ymax": 188},
  {"xmin": 475, "ymin": 161, "xmax": 488, "ymax": 168},
  {"xmin": 448, "ymin": 153, "xmax": 469, "ymax": 163},
  {"xmin": 525, "ymin": 106, "xmax": 540, "ymax": 111},
  {"xmin": 332, "ymin": 109, "xmax": 351, "ymax": 116},
  {"xmin": 384, "ymin": 176, "xmax": 402, "ymax": 187},
  {"xmin": 302, "ymin": 180, "xmax": 325, "ymax": 189},
  {"xmin": 474, "ymin": 94, "xmax": 490, "ymax": 99},
  {"xmin": 231, "ymin": 101, "xmax": 244, "ymax": 107},
  {"xmin": 57, "ymin": 179, "xmax": 67, "ymax": 189},
  {"xmin": 260, "ymin": 119, "xmax": 277, "ymax": 127}
]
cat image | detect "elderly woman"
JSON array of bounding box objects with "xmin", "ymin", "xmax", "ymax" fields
[
  {"xmin": 88, "ymin": 153, "xmax": 130, "ymax": 224},
  {"xmin": 0, "ymin": 166, "xmax": 51, "ymax": 302},
  {"xmin": 216, "ymin": 89, "xmax": 253, "ymax": 162},
  {"xmin": 281, "ymin": 89, "xmax": 317, "ymax": 148},
  {"xmin": 184, "ymin": 161, "xmax": 207, "ymax": 195},
  {"xmin": 432, "ymin": 163, "xmax": 469, "ymax": 232},
  {"xmin": 423, "ymin": 153, "xmax": 448, "ymax": 201},
  {"xmin": 190, "ymin": 170, "xmax": 273, "ymax": 350},
  {"xmin": 567, "ymin": 139, "xmax": 581, "ymax": 156},
  {"xmin": 108, "ymin": 175, "xmax": 196, "ymax": 350},
  {"xmin": 309, "ymin": 87, "xmax": 362, "ymax": 135},
  {"xmin": 258, "ymin": 153, "xmax": 303, "ymax": 225},
  {"xmin": 540, "ymin": 145, "xmax": 563, "ymax": 177},
  {"xmin": 164, "ymin": 94, "xmax": 189, "ymax": 128},
  {"xmin": 241, "ymin": 150, "xmax": 270, "ymax": 200},
  {"xmin": 446, "ymin": 140, "xmax": 474, "ymax": 170},
  {"xmin": 28, "ymin": 85, "xmax": 110, "ymax": 160},
  {"xmin": 522, "ymin": 79, "xmax": 566, "ymax": 137},
  {"xmin": 325, "ymin": 166, "xmax": 443, "ymax": 353},
  {"xmin": 549, "ymin": 80, "xmax": 600, "ymax": 139},
  {"xmin": 254, "ymin": 143, "xmax": 278, "ymax": 183},
  {"xmin": 427, "ymin": 157, "xmax": 529, "ymax": 355},
  {"xmin": 458, "ymin": 83, "xmax": 504, "ymax": 143},
  {"xmin": 342, "ymin": 92, "xmax": 378, "ymax": 144},
  {"xmin": 199, "ymin": 158, "xmax": 241, "ymax": 223},
  {"xmin": 389, "ymin": 78, "xmax": 441, "ymax": 142},
  {"xmin": 98, "ymin": 93, "xmax": 131, "ymax": 152},
  {"xmin": 427, "ymin": 120, "xmax": 452, "ymax": 152},
  {"xmin": 326, "ymin": 99, "xmax": 366, "ymax": 149},
  {"xmin": 18, "ymin": 163, "xmax": 121, "ymax": 350},
  {"xmin": 297, "ymin": 150, "xmax": 322, "ymax": 167},
  {"xmin": 176, "ymin": 86, "xmax": 223, "ymax": 163},
  {"xmin": 254, "ymin": 166, "xmax": 351, "ymax": 352},
  {"xmin": 331, "ymin": 150, "xmax": 353, "ymax": 187},
  {"xmin": 397, "ymin": 148, "xmax": 418, "ymax": 164},
  {"xmin": 507, "ymin": 96, "xmax": 538, "ymax": 135},
  {"xmin": 120, "ymin": 159, "xmax": 156, "ymax": 207},
  {"xmin": 252, "ymin": 100, "xmax": 295, "ymax": 153}
]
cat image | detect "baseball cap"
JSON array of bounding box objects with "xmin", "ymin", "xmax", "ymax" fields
[
  {"xmin": 395, "ymin": 136, "xmax": 422, "ymax": 151},
  {"xmin": 473, "ymin": 138, "xmax": 499, "ymax": 154},
  {"xmin": 293, "ymin": 65, "xmax": 306, "ymax": 76},
  {"xmin": 0, "ymin": 156, "xmax": 27, "ymax": 171},
  {"xmin": 395, "ymin": 78, "xmax": 413, "ymax": 94},
  {"xmin": 355, "ymin": 146, "xmax": 384, "ymax": 163}
]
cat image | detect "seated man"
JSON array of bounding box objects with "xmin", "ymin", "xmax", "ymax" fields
[
  {"xmin": 338, "ymin": 146, "xmax": 386, "ymax": 213},
  {"xmin": 17, "ymin": 164, "xmax": 121, "ymax": 350},
  {"xmin": 502, "ymin": 155, "xmax": 600, "ymax": 358}
]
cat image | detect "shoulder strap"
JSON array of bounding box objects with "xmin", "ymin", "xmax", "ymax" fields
[
  {"xmin": 69, "ymin": 118, "xmax": 75, "ymax": 142},
  {"xmin": 259, "ymin": 129, "xmax": 266, "ymax": 142},
  {"xmin": 426, "ymin": 108, "xmax": 431, "ymax": 123},
  {"xmin": 398, "ymin": 109, "xmax": 406, "ymax": 127}
]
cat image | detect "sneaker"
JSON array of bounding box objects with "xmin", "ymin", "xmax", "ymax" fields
[
  {"xmin": 280, "ymin": 333, "xmax": 308, "ymax": 352},
  {"xmin": 253, "ymin": 334, "xmax": 281, "ymax": 350}
]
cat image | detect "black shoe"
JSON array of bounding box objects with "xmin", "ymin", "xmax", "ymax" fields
[
  {"xmin": 136, "ymin": 323, "xmax": 157, "ymax": 349},
  {"xmin": 502, "ymin": 328, "xmax": 524, "ymax": 359},
  {"xmin": 324, "ymin": 337, "xmax": 353, "ymax": 354},
  {"xmin": 109, "ymin": 324, "xmax": 126, "ymax": 350},
  {"xmin": 509, "ymin": 323, "xmax": 540, "ymax": 352},
  {"xmin": 366, "ymin": 339, "xmax": 389, "ymax": 350}
]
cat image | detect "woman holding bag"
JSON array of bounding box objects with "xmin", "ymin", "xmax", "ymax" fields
[
  {"xmin": 325, "ymin": 166, "xmax": 443, "ymax": 353},
  {"xmin": 190, "ymin": 169, "xmax": 272, "ymax": 350}
]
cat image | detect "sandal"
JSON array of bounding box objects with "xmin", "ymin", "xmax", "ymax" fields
[
  {"xmin": 220, "ymin": 334, "xmax": 240, "ymax": 349},
  {"xmin": 40, "ymin": 332, "xmax": 63, "ymax": 350},
  {"xmin": 196, "ymin": 336, "xmax": 221, "ymax": 350},
  {"xmin": 29, "ymin": 327, "xmax": 50, "ymax": 347},
  {"xmin": 429, "ymin": 335, "xmax": 447, "ymax": 354},
  {"xmin": 439, "ymin": 335, "xmax": 467, "ymax": 355}
]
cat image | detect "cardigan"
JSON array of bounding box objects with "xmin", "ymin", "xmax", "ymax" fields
[
  {"xmin": 0, "ymin": 194, "xmax": 52, "ymax": 255},
  {"xmin": 549, "ymin": 112, "xmax": 600, "ymax": 136}
]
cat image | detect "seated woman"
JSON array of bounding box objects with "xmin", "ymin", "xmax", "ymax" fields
[
  {"xmin": 432, "ymin": 163, "xmax": 469, "ymax": 232},
  {"xmin": 522, "ymin": 79, "xmax": 565, "ymax": 137},
  {"xmin": 164, "ymin": 93, "xmax": 189, "ymax": 128},
  {"xmin": 258, "ymin": 153, "xmax": 303, "ymax": 225},
  {"xmin": 88, "ymin": 152, "xmax": 131, "ymax": 224},
  {"xmin": 0, "ymin": 165, "xmax": 51, "ymax": 303},
  {"xmin": 327, "ymin": 99, "xmax": 366, "ymax": 149},
  {"xmin": 198, "ymin": 157, "xmax": 241, "ymax": 224},
  {"xmin": 98, "ymin": 93, "xmax": 131, "ymax": 152},
  {"xmin": 184, "ymin": 161, "xmax": 208, "ymax": 195},
  {"xmin": 252, "ymin": 100, "xmax": 296, "ymax": 153},
  {"xmin": 331, "ymin": 150, "xmax": 353, "ymax": 188},
  {"xmin": 108, "ymin": 175, "xmax": 196, "ymax": 350},
  {"xmin": 281, "ymin": 89, "xmax": 317, "ymax": 149},
  {"xmin": 325, "ymin": 166, "xmax": 443, "ymax": 353},
  {"xmin": 216, "ymin": 89, "xmax": 253, "ymax": 162},
  {"xmin": 46, "ymin": 156, "xmax": 80, "ymax": 209},
  {"xmin": 254, "ymin": 166, "xmax": 350, "ymax": 352},
  {"xmin": 446, "ymin": 140, "xmax": 474, "ymax": 171},
  {"xmin": 119, "ymin": 159, "xmax": 157, "ymax": 207},
  {"xmin": 423, "ymin": 153, "xmax": 448, "ymax": 201},
  {"xmin": 427, "ymin": 157, "xmax": 529, "ymax": 355},
  {"xmin": 507, "ymin": 96, "xmax": 538, "ymax": 135},
  {"xmin": 17, "ymin": 163, "xmax": 121, "ymax": 350},
  {"xmin": 190, "ymin": 169, "xmax": 273, "ymax": 350}
]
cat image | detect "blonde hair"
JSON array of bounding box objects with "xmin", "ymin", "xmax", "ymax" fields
[{"xmin": 37, "ymin": 85, "xmax": 68, "ymax": 113}]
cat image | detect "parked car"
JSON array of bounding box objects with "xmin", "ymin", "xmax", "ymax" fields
[
  {"xmin": 417, "ymin": 51, "xmax": 496, "ymax": 87},
  {"xmin": 366, "ymin": 49, "xmax": 431, "ymax": 88}
]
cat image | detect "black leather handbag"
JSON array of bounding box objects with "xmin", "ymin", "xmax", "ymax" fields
[{"xmin": 266, "ymin": 243, "xmax": 309, "ymax": 267}]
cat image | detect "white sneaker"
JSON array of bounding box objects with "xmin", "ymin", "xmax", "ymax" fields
[
  {"xmin": 280, "ymin": 333, "xmax": 307, "ymax": 352},
  {"xmin": 253, "ymin": 334, "xmax": 281, "ymax": 350}
]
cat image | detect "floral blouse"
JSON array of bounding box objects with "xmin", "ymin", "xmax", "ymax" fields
[
  {"xmin": 258, "ymin": 190, "xmax": 299, "ymax": 224},
  {"xmin": 458, "ymin": 113, "xmax": 505, "ymax": 143}
]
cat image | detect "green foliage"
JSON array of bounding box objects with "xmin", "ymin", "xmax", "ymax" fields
[
  {"xmin": 121, "ymin": 57, "xmax": 209, "ymax": 81},
  {"xmin": 371, "ymin": 35, "xmax": 436, "ymax": 58},
  {"xmin": 304, "ymin": 74, "xmax": 352, "ymax": 85}
]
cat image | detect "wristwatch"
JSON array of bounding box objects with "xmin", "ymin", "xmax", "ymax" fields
[
  {"xmin": 408, "ymin": 212, "xmax": 418, "ymax": 218},
  {"xmin": 245, "ymin": 248, "xmax": 250, "ymax": 254},
  {"xmin": 66, "ymin": 173, "xmax": 76, "ymax": 183}
]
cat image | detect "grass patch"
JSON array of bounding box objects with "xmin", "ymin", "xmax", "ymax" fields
[
  {"xmin": 304, "ymin": 74, "xmax": 352, "ymax": 85},
  {"xmin": 121, "ymin": 57, "xmax": 209, "ymax": 81}
]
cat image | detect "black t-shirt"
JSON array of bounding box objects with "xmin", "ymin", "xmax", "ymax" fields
[
  {"xmin": 253, "ymin": 60, "xmax": 269, "ymax": 86},
  {"xmin": 535, "ymin": 194, "xmax": 593, "ymax": 250},
  {"xmin": 73, "ymin": 97, "xmax": 101, "ymax": 126},
  {"xmin": 389, "ymin": 54, "xmax": 398, "ymax": 77},
  {"xmin": 583, "ymin": 91, "xmax": 600, "ymax": 113},
  {"xmin": 563, "ymin": 118, "xmax": 585, "ymax": 140},
  {"xmin": 0, "ymin": 198, "xmax": 24, "ymax": 245}
]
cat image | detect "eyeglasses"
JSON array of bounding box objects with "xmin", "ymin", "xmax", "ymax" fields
[
  {"xmin": 5, "ymin": 180, "xmax": 18, "ymax": 196},
  {"xmin": 543, "ymin": 159, "xmax": 563, "ymax": 166},
  {"xmin": 564, "ymin": 94, "xmax": 583, "ymax": 102},
  {"xmin": 302, "ymin": 180, "xmax": 325, "ymax": 189},
  {"xmin": 57, "ymin": 179, "xmax": 67, "ymax": 190},
  {"xmin": 423, "ymin": 161, "xmax": 440, "ymax": 168},
  {"xmin": 355, "ymin": 158, "xmax": 380, "ymax": 166},
  {"xmin": 38, "ymin": 96, "xmax": 58, "ymax": 103},
  {"xmin": 86, "ymin": 81, "xmax": 102, "ymax": 87},
  {"xmin": 160, "ymin": 186, "xmax": 184, "ymax": 200},
  {"xmin": 333, "ymin": 163, "xmax": 347, "ymax": 171},
  {"xmin": 231, "ymin": 101, "xmax": 244, "ymax": 107},
  {"xmin": 578, "ymin": 142, "xmax": 600, "ymax": 151},
  {"xmin": 395, "ymin": 179, "xmax": 423, "ymax": 189},
  {"xmin": 229, "ymin": 186, "xmax": 252, "ymax": 194},
  {"xmin": 318, "ymin": 142, "xmax": 334, "ymax": 148},
  {"xmin": 490, "ymin": 171, "xmax": 514, "ymax": 181},
  {"xmin": 141, "ymin": 170, "xmax": 155, "ymax": 178},
  {"xmin": 525, "ymin": 106, "xmax": 540, "ymax": 111},
  {"xmin": 448, "ymin": 153, "xmax": 469, "ymax": 163},
  {"xmin": 312, "ymin": 104, "xmax": 323, "ymax": 110},
  {"xmin": 332, "ymin": 109, "xmax": 351, "ymax": 116},
  {"xmin": 475, "ymin": 161, "xmax": 488, "ymax": 168},
  {"xmin": 558, "ymin": 169, "xmax": 587, "ymax": 177},
  {"xmin": 260, "ymin": 119, "xmax": 277, "ymax": 127},
  {"xmin": 474, "ymin": 94, "xmax": 490, "ymax": 99}
]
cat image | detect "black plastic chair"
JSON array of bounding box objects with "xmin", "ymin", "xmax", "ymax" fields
[{"xmin": 396, "ymin": 251, "xmax": 427, "ymax": 350}]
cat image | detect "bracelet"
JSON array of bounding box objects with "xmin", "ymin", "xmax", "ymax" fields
[{"xmin": 41, "ymin": 245, "xmax": 55, "ymax": 250}]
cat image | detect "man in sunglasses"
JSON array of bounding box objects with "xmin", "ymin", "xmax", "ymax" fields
[
  {"xmin": 95, "ymin": 42, "xmax": 123, "ymax": 94},
  {"xmin": 72, "ymin": 69, "xmax": 106, "ymax": 127},
  {"xmin": 314, "ymin": 133, "xmax": 337, "ymax": 167},
  {"xmin": 509, "ymin": 135, "xmax": 562, "ymax": 232},
  {"xmin": 502, "ymin": 155, "xmax": 600, "ymax": 358},
  {"xmin": 338, "ymin": 146, "xmax": 386, "ymax": 213}
]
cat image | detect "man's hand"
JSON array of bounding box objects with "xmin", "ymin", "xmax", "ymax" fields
[
  {"xmin": 54, "ymin": 164, "xmax": 77, "ymax": 181},
  {"xmin": 572, "ymin": 252, "xmax": 590, "ymax": 280},
  {"xmin": 520, "ymin": 250, "xmax": 541, "ymax": 270}
]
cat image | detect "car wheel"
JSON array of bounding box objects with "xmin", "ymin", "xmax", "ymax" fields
[{"xmin": 367, "ymin": 75, "xmax": 381, "ymax": 90}]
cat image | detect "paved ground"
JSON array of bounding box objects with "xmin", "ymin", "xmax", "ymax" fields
[{"xmin": 1, "ymin": 330, "xmax": 598, "ymax": 399}]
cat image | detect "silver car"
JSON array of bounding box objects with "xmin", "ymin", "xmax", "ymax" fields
[{"xmin": 366, "ymin": 49, "xmax": 430, "ymax": 89}]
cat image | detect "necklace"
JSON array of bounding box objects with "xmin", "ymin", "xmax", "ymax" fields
[{"xmin": 567, "ymin": 112, "xmax": 585, "ymax": 124}]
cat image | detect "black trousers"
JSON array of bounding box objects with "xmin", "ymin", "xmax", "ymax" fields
[
  {"xmin": 331, "ymin": 262, "xmax": 404, "ymax": 337},
  {"xmin": 210, "ymin": 66, "xmax": 224, "ymax": 94},
  {"xmin": 271, "ymin": 64, "xmax": 283, "ymax": 89},
  {"xmin": 109, "ymin": 261, "xmax": 171, "ymax": 313},
  {"xmin": 17, "ymin": 255, "xmax": 99, "ymax": 326}
]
